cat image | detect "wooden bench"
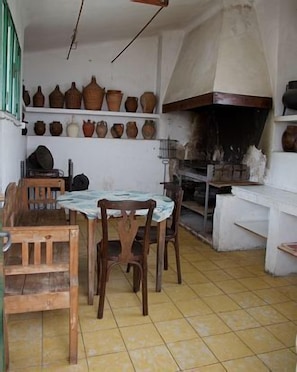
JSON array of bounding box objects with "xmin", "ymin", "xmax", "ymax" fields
[
  {"xmin": 3, "ymin": 225, "xmax": 79, "ymax": 369},
  {"xmin": 2, "ymin": 178, "xmax": 67, "ymax": 227}
]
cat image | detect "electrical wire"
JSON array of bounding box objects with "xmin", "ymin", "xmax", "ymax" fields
[
  {"xmin": 111, "ymin": 6, "xmax": 165, "ymax": 63},
  {"xmin": 67, "ymin": 0, "xmax": 85, "ymax": 60}
]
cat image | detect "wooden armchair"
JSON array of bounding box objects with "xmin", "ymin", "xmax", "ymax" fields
[{"xmin": 2, "ymin": 225, "xmax": 79, "ymax": 368}]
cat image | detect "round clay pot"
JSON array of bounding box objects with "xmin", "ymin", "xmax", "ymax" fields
[
  {"xmin": 142, "ymin": 120, "xmax": 156, "ymax": 139},
  {"xmin": 125, "ymin": 96, "xmax": 138, "ymax": 112},
  {"xmin": 110, "ymin": 123, "xmax": 124, "ymax": 138},
  {"xmin": 282, "ymin": 125, "xmax": 297, "ymax": 152},
  {"xmin": 126, "ymin": 121, "xmax": 138, "ymax": 139},
  {"xmin": 83, "ymin": 120, "xmax": 95, "ymax": 137},
  {"xmin": 23, "ymin": 85, "xmax": 30, "ymax": 106},
  {"xmin": 66, "ymin": 121, "xmax": 79, "ymax": 137},
  {"xmin": 34, "ymin": 120, "xmax": 46, "ymax": 135},
  {"xmin": 96, "ymin": 121, "xmax": 108, "ymax": 138},
  {"xmin": 83, "ymin": 76, "xmax": 105, "ymax": 110},
  {"xmin": 282, "ymin": 81, "xmax": 297, "ymax": 114},
  {"xmin": 140, "ymin": 91, "xmax": 157, "ymax": 113},
  {"xmin": 49, "ymin": 121, "xmax": 63, "ymax": 136}
]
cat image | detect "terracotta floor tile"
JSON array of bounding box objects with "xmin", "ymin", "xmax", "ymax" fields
[
  {"xmin": 190, "ymin": 282, "xmax": 223, "ymax": 297},
  {"xmin": 246, "ymin": 305, "xmax": 288, "ymax": 325},
  {"xmin": 88, "ymin": 351, "xmax": 134, "ymax": 372},
  {"xmin": 222, "ymin": 355, "xmax": 269, "ymax": 371},
  {"xmin": 215, "ymin": 279, "xmax": 248, "ymax": 294},
  {"xmin": 83, "ymin": 328, "xmax": 126, "ymax": 357},
  {"xmin": 218, "ymin": 309, "xmax": 260, "ymax": 330},
  {"xmin": 238, "ymin": 277, "xmax": 271, "ymax": 290},
  {"xmin": 112, "ymin": 306, "xmax": 152, "ymax": 327},
  {"xmin": 258, "ymin": 349, "xmax": 297, "ymax": 371},
  {"xmin": 175, "ymin": 298, "xmax": 213, "ymax": 317},
  {"xmin": 120, "ymin": 323, "xmax": 164, "ymax": 350},
  {"xmin": 229, "ymin": 291, "xmax": 266, "ymax": 308},
  {"xmin": 266, "ymin": 321, "xmax": 297, "ymax": 347},
  {"xmin": 148, "ymin": 302, "xmax": 183, "ymax": 322},
  {"xmin": 273, "ymin": 301, "xmax": 297, "ymax": 321},
  {"xmin": 253, "ymin": 288, "xmax": 290, "ymax": 304},
  {"xmin": 203, "ymin": 294, "xmax": 240, "ymax": 313},
  {"xmin": 164, "ymin": 284, "xmax": 198, "ymax": 302},
  {"xmin": 203, "ymin": 269, "xmax": 233, "ymax": 282},
  {"xmin": 187, "ymin": 314, "xmax": 231, "ymax": 337}
]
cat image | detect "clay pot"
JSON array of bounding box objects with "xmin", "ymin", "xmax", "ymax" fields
[
  {"xmin": 49, "ymin": 121, "xmax": 63, "ymax": 136},
  {"xmin": 66, "ymin": 121, "xmax": 79, "ymax": 137},
  {"xmin": 111, "ymin": 123, "xmax": 124, "ymax": 138},
  {"xmin": 106, "ymin": 90, "xmax": 123, "ymax": 111},
  {"xmin": 126, "ymin": 121, "xmax": 138, "ymax": 139},
  {"xmin": 282, "ymin": 81, "xmax": 297, "ymax": 115},
  {"xmin": 65, "ymin": 82, "xmax": 82, "ymax": 109},
  {"xmin": 49, "ymin": 85, "xmax": 64, "ymax": 108},
  {"xmin": 34, "ymin": 120, "xmax": 46, "ymax": 136},
  {"xmin": 83, "ymin": 76, "xmax": 105, "ymax": 110},
  {"xmin": 142, "ymin": 120, "xmax": 156, "ymax": 139},
  {"xmin": 33, "ymin": 86, "xmax": 45, "ymax": 107},
  {"xmin": 125, "ymin": 96, "xmax": 138, "ymax": 112},
  {"xmin": 282, "ymin": 125, "xmax": 297, "ymax": 152},
  {"xmin": 83, "ymin": 120, "xmax": 95, "ymax": 137},
  {"xmin": 140, "ymin": 91, "xmax": 157, "ymax": 113},
  {"xmin": 96, "ymin": 121, "xmax": 108, "ymax": 138},
  {"xmin": 23, "ymin": 85, "xmax": 30, "ymax": 106}
]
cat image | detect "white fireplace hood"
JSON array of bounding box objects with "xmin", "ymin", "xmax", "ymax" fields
[{"xmin": 163, "ymin": 0, "xmax": 272, "ymax": 112}]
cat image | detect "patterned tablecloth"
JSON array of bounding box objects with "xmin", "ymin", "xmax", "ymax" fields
[{"xmin": 57, "ymin": 190, "xmax": 174, "ymax": 222}]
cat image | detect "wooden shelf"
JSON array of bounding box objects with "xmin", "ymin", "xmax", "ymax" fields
[
  {"xmin": 234, "ymin": 219, "xmax": 268, "ymax": 239},
  {"xmin": 182, "ymin": 201, "xmax": 214, "ymax": 216},
  {"xmin": 278, "ymin": 242, "xmax": 297, "ymax": 257},
  {"xmin": 274, "ymin": 115, "xmax": 297, "ymax": 123},
  {"xmin": 25, "ymin": 106, "xmax": 159, "ymax": 120}
]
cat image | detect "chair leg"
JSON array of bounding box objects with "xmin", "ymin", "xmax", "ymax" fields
[
  {"xmin": 97, "ymin": 261, "xmax": 108, "ymax": 319},
  {"xmin": 164, "ymin": 241, "xmax": 169, "ymax": 270},
  {"xmin": 174, "ymin": 239, "xmax": 182, "ymax": 284},
  {"xmin": 142, "ymin": 265, "xmax": 148, "ymax": 316},
  {"xmin": 69, "ymin": 286, "xmax": 78, "ymax": 364},
  {"xmin": 4, "ymin": 312, "xmax": 9, "ymax": 371},
  {"xmin": 132, "ymin": 264, "xmax": 141, "ymax": 292}
]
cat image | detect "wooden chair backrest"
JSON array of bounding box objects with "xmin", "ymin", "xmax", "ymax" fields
[
  {"xmin": 98, "ymin": 199, "xmax": 156, "ymax": 263},
  {"xmin": 2, "ymin": 183, "xmax": 17, "ymax": 227},
  {"xmin": 21, "ymin": 178, "xmax": 65, "ymax": 211},
  {"xmin": 164, "ymin": 184, "xmax": 184, "ymax": 235},
  {"xmin": 3, "ymin": 224, "xmax": 79, "ymax": 366}
]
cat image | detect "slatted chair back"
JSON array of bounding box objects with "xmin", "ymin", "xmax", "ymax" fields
[
  {"xmin": 2, "ymin": 183, "xmax": 17, "ymax": 227},
  {"xmin": 2, "ymin": 225, "xmax": 79, "ymax": 367}
]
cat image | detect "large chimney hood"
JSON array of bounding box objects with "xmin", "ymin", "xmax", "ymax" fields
[{"xmin": 162, "ymin": 0, "xmax": 272, "ymax": 113}]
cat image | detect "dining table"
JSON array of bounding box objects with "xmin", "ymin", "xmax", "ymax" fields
[{"xmin": 57, "ymin": 189, "xmax": 174, "ymax": 305}]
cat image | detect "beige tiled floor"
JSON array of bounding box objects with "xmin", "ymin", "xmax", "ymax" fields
[{"xmin": 7, "ymin": 217, "xmax": 297, "ymax": 371}]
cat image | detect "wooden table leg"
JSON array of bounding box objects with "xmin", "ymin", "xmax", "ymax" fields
[
  {"xmin": 87, "ymin": 218, "xmax": 95, "ymax": 305},
  {"xmin": 156, "ymin": 219, "xmax": 166, "ymax": 292},
  {"xmin": 69, "ymin": 210, "xmax": 77, "ymax": 225}
]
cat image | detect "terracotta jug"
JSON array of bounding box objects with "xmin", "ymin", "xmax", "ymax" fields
[
  {"xmin": 106, "ymin": 90, "xmax": 123, "ymax": 112},
  {"xmin": 49, "ymin": 85, "xmax": 64, "ymax": 108},
  {"xmin": 110, "ymin": 123, "xmax": 124, "ymax": 138},
  {"xmin": 83, "ymin": 76, "xmax": 105, "ymax": 110},
  {"xmin": 34, "ymin": 120, "xmax": 46, "ymax": 136},
  {"xmin": 33, "ymin": 86, "xmax": 45, "ymax": 107},
  {"xmin": 140, "ymin": 91, "xmax": 157, "ymax": 113},
  {"xmin": 96, "ymin": 121, "xmax": 108, "ymax": 138},
  {"xmin": 142, "ymin": 120, "xmax": 156, "ymax": 139},
  {"xmin": 125, "ymin": 96, "xmax": 138, "ymax": 112},
  {"xmin": 49, "ymin": 121, "xmax": 63, "ymax": 136},
  {"xmin": 23, "ymin": 85, "xmax": 30, "ymax": 106},
  {"xmin": 126, "ymin": 121, "xmax": 138, "ymax": 139},
  {"xmin": 83, "ymin": 120, "xmax": 95, "ymax": 137},
  {"xmin": 65, "ymin": 82, "xmax": 82, "ymax": 109}
]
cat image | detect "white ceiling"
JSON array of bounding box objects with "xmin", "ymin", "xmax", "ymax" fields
[{"xmin": 22, "ymin": 0, "xmax": 214, "ymax": 52}]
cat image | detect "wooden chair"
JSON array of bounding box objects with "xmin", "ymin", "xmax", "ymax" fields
[
  {"xmin": 19, "ymin": 177, "xmax": 66, "ymax": 225},
  {"xmin": 2, "ymin": 182, "xmax": 17, "ymax": 227},
  {"xmin": 96, "ymin": 199, "xmax": 156, "ymax": 319},
  {"xmin": 3, "ymin": 225, "xmax": 79, "ymax": 368},
  {"xmin": 135, "ymin": 183, "xmax": 184, "ymax": 284}
]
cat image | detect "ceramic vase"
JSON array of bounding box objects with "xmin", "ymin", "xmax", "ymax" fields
[
  {"xmin": 66, "ymin": 121, "xmax": 79, "ymax": 137},
  {"xmin": 126, "ymin": 121, "xmax": 138, "ymax": 139},
  {"xmin": 34, "ymin": 120, "xmax": 46, "ymax": 136},
  {"xmin": 140, "ymin": 91, "xmax": 157, "ymax": 113},
  {"xmin": 106, "ymin": 90, "xmax": 123, "ymax": 111},
  {"xmin": 83, "ymin": 76, "xmax": 105, "ymax": 110},
  {"xmin": 142, "ymin": 120, "xmax": 156, "ymax": 139},
  {"xmin": 282, "ymin": 125, "xmax": 297, "ymax": 152},
  {"xmin": 83, "ymin": 120, "xmax": 95, "ymax": 137},
  {"xmin": 111, "ymin": 123, "xmax": 124, "ymax": 138},
  {"xmin": 65, "ymin": 82, "xmax": 82, "ymax": 109},
  {"xmin": 96, "ymin": 121, "xmax": 108, "ymax": 138},
  {"xmin": 282, "ymin": 81, "xmax": 297, "ymax": 115},
  {"xmin": 33, "ymin": 86, "xmax": 45, "ymax": 107},
  {"xmin": 49, "ymin": 85, "xmax": 64, "ymax": 108},
  {"xmin": 23, "ymin": 85, "xmax": 30, "ymax": 106},
  {"xmin": 125, "ymin": 96, "xmax": 138, "ymax": 112},
  {"xmin": 49, "ymin": 121, "xmax": 63, "ymax": 136}
]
